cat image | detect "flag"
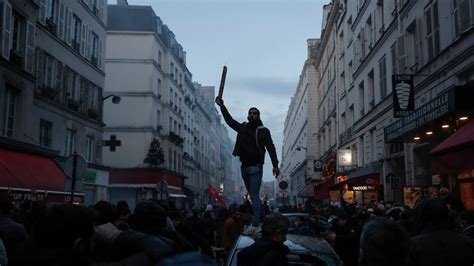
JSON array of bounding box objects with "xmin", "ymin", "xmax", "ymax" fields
[{"xmin": 208, "ymin": 184, "xmax": 227, "ymax": 208}]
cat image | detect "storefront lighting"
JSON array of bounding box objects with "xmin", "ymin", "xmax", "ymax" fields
[
  {"xmin": 442, "ymin": 124, "xmax": 450, "ymax": 128},
  {"xmin": 459, "ymin": 116, "xmax": 469, "ymax": 121},
  {"xmin": 414, "ymin": 137, "xmax": 421, "ymax": 140},
  {"xmin": 426, "ymin": 131, "xmax": 433, "ymax": 135}
]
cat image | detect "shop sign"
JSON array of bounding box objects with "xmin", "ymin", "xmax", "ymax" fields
[
  {"xmin": 337, "ymin": 149, "xmax": 352, "ymax": 166},
  {"xmin": 384, "ymin": 89, "xmax": 455, "ymax": 142},
  {"xmin": 352, "ymin": 185, "xmax": 376, "ymax": 191},
  {"xmin": 392, "ymin": 75, "xmax": 415, "ymax": 117},
  {"xmin": 83, "ymin": 170, "xmax": 97, "ymax": 182}
]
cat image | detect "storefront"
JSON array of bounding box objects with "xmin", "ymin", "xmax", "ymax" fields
[
  {"xmin": 108, "ymin": 168, "xmax": 186, "ymax": 210},
  {"xmin": 82, "ymin": 166, "xmax": 110, "ymax": 206},
  {"xmin": 384, "ymin": 84, "xmax": 474, "ymax": 210},
  {"xmin": 329, "ymin": 166, "xmax": 382, "ymax": 207},
  {"xmin": 0, "ymin": 148, "xmax": 84, "ymax": 204}
]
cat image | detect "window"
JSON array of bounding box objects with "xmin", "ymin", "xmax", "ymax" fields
[
  {"xmin": 11, "ymin": 12, "xmax": 22, "ymax": 53},
  {"xmin": 391, "ymin": 42, "xmax": 398, "ymax": 75},
  {"xmin": 91, "ymin": 32, "xmax": 99, "ymax": 65},
  {"xmin": 157, "ymin": 79, "xmax": 161, "ymax": 95},
  {"xmin": 406, "ymin": 21, "xmax": 419, "ymax": 70},
  {"xmin": 170, "ymin": 62, "xmax": 174, "ymax": 77},
  {"xmin": 368, "ymin": 70, "xmax": 375, "ymax": 106},
  {"xmin": 39, "ymin": 119, "xmax": 53, "ymax": 147},
  {"xmin": 168, "ymin": 148, "xmax": 172, "ymax": 169},
  {"xmin": 158, "ymin": 50, "xmax": 162, "ymax": 66},
  {"xmin": 65, "ymin": 129, "xmax": 76, "ymax": 156},
  {"xmin": 44, "ymin": 0, "xmax": 56, "ymax": 21},
  {"xmin": 3, "ymin": 88, "xmax": 18, "ymax": 137},
  {"xmin": 86, "ymin": 135, "xmax": 94, "ymax": 162},
  {"xmin": 67, "ymin": 69, "xmax": 80, "ymax": 101},
  {"xmin": 425, "ymin": 1, "xmax": 440, "ymax": 61},
  {"xmin": 72, "ymin": 15, "xmax": 81, "ymax": 51},
  {"xmin": 358, "ymin": 81, "xmax": 365, "ymax": 116},
  {"xmin": 157, "ymin": 110, "xmax": 161, "ymax": 130},
  {"xmin": 169, "ymin": 117, "xmax": 172, "ymax": 132},
  {"xmin": 370, "ymin": 128, "xmax": 376, "ymax": 162},
  {"xmin": 379, "ymin": 56, "xmax": 387, "ymax": 99}
]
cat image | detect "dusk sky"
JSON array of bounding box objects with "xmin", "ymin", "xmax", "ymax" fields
[{"xmin": 112, "ymin": 0, "xmax": 326, "ymax": 181}]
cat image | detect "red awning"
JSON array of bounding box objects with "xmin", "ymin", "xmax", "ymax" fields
[
  {"xmin": 330, "ymin": 174, "xmax": 380, "ymax": 190},
  {"xmin": 109, "ymin": 168, "xmax": 183, "ymax": 188},
  {"xmin": 0, "ymin": 149, "xmax": 67, "ymax": 191},
  {"xmin": 431, "ymin": 119, "xmax": 474, "ymax": 174},
  {"xmin": 314, "ymin": 178, "xmax": 335, "ymax": 200}
]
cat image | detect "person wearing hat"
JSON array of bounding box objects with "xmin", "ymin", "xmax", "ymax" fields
[{"xmin": 215, "ymin": 97, "xmax": 279, "ymax": 235}]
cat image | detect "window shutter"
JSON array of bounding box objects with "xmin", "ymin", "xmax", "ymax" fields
[
  {"xmin": 66, "ymin": 8, "xmax": 72, "ymax": 46},
  {"xmin": 2, "ymin": 0, "xmax": 12, "ymax": 60},
  {"xmin": 25, "ymin": 21, "xmax": 36, "ymax": 74},
  {"xmin": 86, "ymin": 26, "xmax": 91, "ymax": 60},
  {"xmin": 58, "ymin": 0, "xmax": 65, "ymax": 40},
  {"xmin": 459, "ymin": 0, "xmax": 473, "ymax": 32},
  {"xmin": 98, "ymin": 38, "xmax": 102, "ymax": 69},
  {"xmin": 40, "ymin": 0, "xmax": 46, "ymax": 24},
  {"xmin": 37, "ymin": 49, "xmax": 45, "ymax": 88},
  {"xmin": 56, "ymin": 61, "xmax": 63, "ymax": 93},
  {"xmin": 80, "ymin": 23, "xmax": 86, "ymax": 56}
]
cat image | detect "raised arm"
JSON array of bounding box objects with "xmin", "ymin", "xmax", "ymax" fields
[{"xmin": 215, "ymin": 97, "xmax": 241, "ymax": 132}]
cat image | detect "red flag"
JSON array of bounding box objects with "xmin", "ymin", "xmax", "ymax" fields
[{"xmin": 207, "ymin": 184, "xmax": 227, "ymax": 208}]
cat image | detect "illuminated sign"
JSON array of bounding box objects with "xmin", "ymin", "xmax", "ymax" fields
[
  {"xmin": 338, "ymin": 149, "xmax": 352, "ymax": 166},
  {"xmin": 352, "ymin": 186, "xmax": 376, "ymax": 191}
]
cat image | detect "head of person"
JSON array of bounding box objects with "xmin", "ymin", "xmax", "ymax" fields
[
  {"xmin": 461, "ymin": 211, "xmax": 474, "ymax": 228},
  {"xmin": 93, "ymin": 200, "xmax": 118, "ymax": 225},
  {"xmin": 261, "ymin": 213, "xmax": 290, "ymax": 244},
  {"xmin": 414, "ymin": 198, "xmax": 451, "ymax": 232},
  {"xmin": 33, "ymin": 204, "xmax": 96, "ymax": 257},
  {"xmin": 247, "ymin": 107, "xmax": 261, "ymax": 122},
  {"xmin": 116, "ymin": 200, "xmax": 131, "ymax": 218},
  {"xmin": 0, "ymin": 200, "xmax": 14, "ymax": 216},
  {"xmin": 129, "ymin": 200, "xmax": 167, "ymax": 235},
  {"xmin": 359, "ymin": 217, "xmax": 410, "ymax": 266}
]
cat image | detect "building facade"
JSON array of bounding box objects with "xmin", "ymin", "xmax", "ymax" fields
[
  {"xmin": 282, "ymin": 39, "xmax": 320, "ymax": 205},
  {"xmin": 0, "ymin": 0, "xmax": 109, "ymax": 206},
  {"xmin": 314, "ymin": 0, "xmax": 474, "ymax": 209}
]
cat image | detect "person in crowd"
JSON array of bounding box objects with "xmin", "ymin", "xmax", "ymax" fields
[
  {"xmin": 0, "ymin": 233, "xmax": 7, "ymax": 266},
  {"xmin": 332, "ymin": 213, "xmax": 360, "ymax": 266},
  {"xmin": 359, "ymin": 217, "xmax": 410, "ymax": 266},
  {"xmin": 116, "ymin": 201, "xmax": 131, "ymax": 230},
  {"xmin": 237, "ymin": 213, "xmax": 290, "ymax": 266},
  {"xmin": 461, "ymin": 211, "xmax": 474, "ymax": 239},
  {"xmin": 215, "ymin": 97, "xmax": 280, "ymax": 235},
  {"xmin": 288, "ymin": 216, "xmax": 311, "ymax": 236},
  {"xmin": 221, "ymin": 207, "xmax": 244, "ymax": 252},
  {"xmin": 408, "ymin": 198, "xmax": 474, "ymax": 266},
  {"xmin": 0, "ymin": 200, "xmax": 28, "ymax": 266},
  {"xmin": 397, "ymin": 209, "xmax": 416, "ymax": 236}
]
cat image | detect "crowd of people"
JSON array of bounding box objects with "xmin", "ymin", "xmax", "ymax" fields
[{"xmin": 0, "ymin": 192, "xmax": 473, "ymax": 266}]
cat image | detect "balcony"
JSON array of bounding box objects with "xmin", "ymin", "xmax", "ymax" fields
[
  {"xmin": 68, "ymin": 99, "xmax": 81, "ymax": 111},
  {"xmin": 169, "ymin": 131, "xmax": 184, "ymax": 147},
  {"xmin": 87, "ymin": 108, "xmax": 99, "ymax": 119},
  {"xmin": 40, "ymin": 86, "xmax": 59, "ymax": 100}
]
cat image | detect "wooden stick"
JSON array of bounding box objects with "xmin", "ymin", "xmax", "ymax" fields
[{"xmin": 218, "ymin": 66, "xmax": 227, "ymax": 99}]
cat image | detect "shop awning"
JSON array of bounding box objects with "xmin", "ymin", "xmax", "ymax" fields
[
  {"xmin": 430, "ymin": 119, "xmax": 474, "ymax": 174},
  {"xmin": 0, "ymin": 149, "xmax": 67, "ymax": 191},
  {"xmin": 330, "ymin": 174, "xmax": 380, "ymax": 190},
  {"xmin": 298, "ymin": 183, "xmax": 315, "ymax": 198},
  {"xmin": 110, "ymin": 168, "xmax": 184, "ymax": 188},
  {"xmin": 169, "ymin": 187, "xmax": 186, "ymax": 198},
  {"xmin": 314, "ymin": 178, "xmax": 335, "ymax": 200}
]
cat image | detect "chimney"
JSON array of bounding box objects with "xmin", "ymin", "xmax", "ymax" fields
[{"xmin": 117, "ymin": 0, "xmax": 129, "ymax": 5}]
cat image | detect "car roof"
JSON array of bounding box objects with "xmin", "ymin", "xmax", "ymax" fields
[{"xmin": 233, "ymin": 234, "xmax": 342, "ymax": 265}]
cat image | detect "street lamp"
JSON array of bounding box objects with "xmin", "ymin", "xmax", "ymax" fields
[
  {"xmin": 102, "ymin": 94, "xmax": 121, "ymax": 104},
  {"xmin": 296, "ymin": 146, "xmax": 307, "ymax": 151}
]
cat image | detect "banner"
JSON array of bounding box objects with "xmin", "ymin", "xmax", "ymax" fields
[
  {"xmin": 208, "ymin": 184, "xmax": 227, "ymax": 208},
  {"xmin": 392, "ymin": 74, "xmax": 414, "ymax": 117}
]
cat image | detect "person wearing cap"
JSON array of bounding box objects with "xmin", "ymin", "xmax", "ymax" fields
[{"xmin": 215, "ymin": 97, "xmax": 279, "ymax": 235}]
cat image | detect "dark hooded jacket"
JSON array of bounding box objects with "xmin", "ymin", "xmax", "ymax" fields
[
  {"xmin": 220, "ymin": 105, "xmax": 279, "ymax": 168},
  {"xmin": 237, "ymin": 238, "xmax": 289, "ymax": 266}
]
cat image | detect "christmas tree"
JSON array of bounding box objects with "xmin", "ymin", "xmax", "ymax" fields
[{"xmin": 144, "ymin": 138, "xmax": 165, "ymax": 167}]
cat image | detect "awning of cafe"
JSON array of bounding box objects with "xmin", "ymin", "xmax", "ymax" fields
[
  {"xmin": 0, "ymin": 148, "xmax": 67, "ymax": 191},
  {"xmin": 430, "ymin": 119, "xmax": 474, "ymax": 175},
  {"xmin": 330, "ymin": 167, "xmax": 381, "ymax": 191}
]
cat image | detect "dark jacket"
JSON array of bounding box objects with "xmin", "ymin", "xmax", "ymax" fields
[
  {"xmin": 237, "ymin": 238, "xmax": 289, "ymax": 266},
  {"xmin": 408, "ymin": 230, "xmax": 474, "ymax": 266},
  {"xmin": 463, "ymin": 225, "xmax": 474, "ymax": 240},
  {"xmin": 220, "ymin": 105, "xmax": 279, "ymax": 168},
  {"xmin": 0, "ymin": 215, "xmax": 28, "ymax": 265}
]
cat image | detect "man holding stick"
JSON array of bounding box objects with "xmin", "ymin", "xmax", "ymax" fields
[{"xmin": 215, "ymin": 67, "xmax": 280, "ymax": 235}]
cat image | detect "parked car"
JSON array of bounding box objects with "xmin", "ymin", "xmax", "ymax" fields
[{"xmin": 225, "ymin": 233, "xmax": 343, "ymax": 266}]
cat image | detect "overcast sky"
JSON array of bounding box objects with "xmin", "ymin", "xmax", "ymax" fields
[{"xmin": 117, "ymin": 0, "xmax": 325, "ymax": 181}]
